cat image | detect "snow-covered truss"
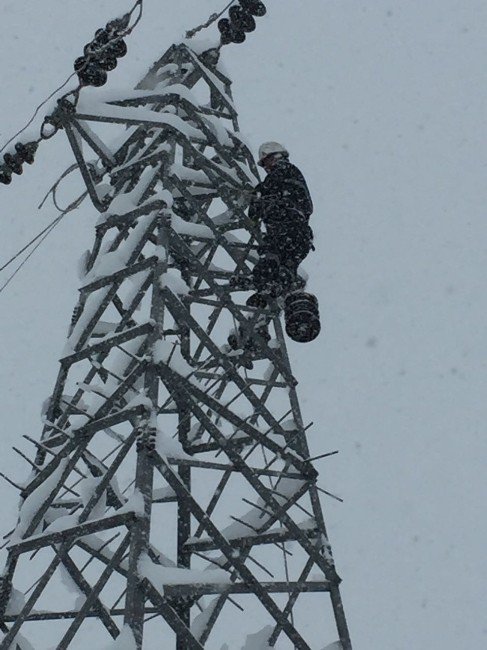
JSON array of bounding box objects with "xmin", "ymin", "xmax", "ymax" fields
[{"xmin": 0, "ymin": 44, "xmax": 352, "ymax": 649}]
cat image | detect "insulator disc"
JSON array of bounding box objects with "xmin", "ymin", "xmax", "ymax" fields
[
  {"xmin": 230, "ymin": 6, "xmax": 256, "ymax": 32},
  {"xmin": 246, "ymin": 292, "xmax": 269, "ymax": 309},
  {"xmin": 0, "ymin": 167, "xmax": 12, "ymax": 184},
  {"xmin": 3, "ymin": 153, "xmax": 23, "ymax": 175},
  {"xmin": 98, "ymin": 55, "xmax": 118, "ymax": 72},
  {"xmin": 108, "ymin": 39, "xmax": 127, "ymax": 58},
  {"xmin": 15, "ymin": 142, "xmax": 35, "ymax": 164},
  {"xmin": 231, "ymin": 28, "xmax": 246, "ymax": 44},
  {"xmin": 105, "ymin": 21, "xmax": 117, "ymax": 34},
  {"xmin": 83, "ymin": 42, "xmax": 99, "ymax": 57},
  {"xmin": 94, "ymin": 28, "xmax": 110, "ymax": 45},
  {"xmin": 227, "ymin": 334, "xmax": 239, "ymax": 350},
  {"xmin": 286, "ymin": 291, "xmax": 318, "ymax": 308},
  {"xmin": 218, "ymin": 18, "xmax": 232, "ymax": 40},
  {"xmin": 253, "ymin": 257, "xmax": 280, "ymax": 292},
  {"xmin": 240, "ymin": 0, "xmax": 267, "ymax": 18},
  {"xmin": 106, "ymin": 13, "xmax": 130, "ymax": 33},
  {"xmin": 286, "ymin": 314, "xmax": 321, "ymax": 343},
  {"xmin": 284, "ymin": 292, "xmax": 321, "ymax": 343},
  {"xmin": 78, "ymin": 63, "xmax": 107, "ymax": 87},
  {"xmin": 73, "ymin": 56, "xmax": 86, "ymax": 72},
  {"xmin": 218, "ymin": 17, "xmax": 245, "ymax": 44}
]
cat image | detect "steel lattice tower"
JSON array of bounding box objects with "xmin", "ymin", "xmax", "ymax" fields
[{"xmin": 0, "ymin": 43, "xmax": 352, "ymax": 650}]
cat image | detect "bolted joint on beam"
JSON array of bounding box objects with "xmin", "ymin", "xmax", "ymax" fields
[{"xmin": 135, "ymin": 426, "xmax": 157, "ymax": 455}]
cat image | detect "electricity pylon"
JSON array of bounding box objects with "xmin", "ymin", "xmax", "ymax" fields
[{"xmin": 0, "ymin": 42, "xmax": 352, "ymax": 650}]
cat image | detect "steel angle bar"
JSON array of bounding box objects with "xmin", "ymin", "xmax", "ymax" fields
[
  {"xmin": 269, "ymin": 557, "xmax": 315, "ymax": 646},
  {"xmin": 193, "ymin": 469, "xmax": 232, "ymax": 540},
  {"xmin": 85, "ymin": 231, "xmax": 105, "ymax": 275},
  {"xmin": 70, "ymin": 117, "xmax": 117, "ymax": 168},
  {"xmin": 165, "ymin": 456, "xmax": 302, "ymax": 480},
  {"xmin": 56, "ymin": 533, "xmax": 131, "ymax": 650},
  {"xmin": 61, "ymin": 323, "xmax": 153, "ymax": 365},
  {"xmin": 21, "ymin": 413, "xmax": 139, "ymax": 524},
  {"xmin": 2, "ymin": 610, "xmax": 90, "ymax": 622},
  {"xmin": 151, "ymin": 453, "xmax": 311, "ymax": 649},
  {"xmin": 9, "ymin": 512, "xmax": 135, "ymax": 556},
  {"xmin": 88, "ymin": 362, "xmax": 148, "ymax": 423},
  {"xmin": 106, "ymin": 92, "xmax": 185, "ymax": 109},
  {"xmin": 184, "ymin": 47, "xmax": 236, "ymax": 117},
  {"xmin": 185, "ymin": 525, "xmax": 319, "ymax": 554},
  {"xmin": 17, "ymin": 445, "xmax": 94, "ymax": 538},
  {"xmin": 143, "ymin": 581, "xmax": 204, "ymax": 650},
  {"xmin": 159, "ymin": 382, "xmax": 336, "ymax": 583},
  {"xmin": 163, "ymin": 581, "xmax": 330, "ymax": 599},
  {"xmin": 0, "ymin": 553, "xmax": 60, "ymax": 648},
  {"xmin": 78, "ymin": 403, "xmax": 147, "ymax": 438},
  {"xmin": 111, "ymin": 147, "xmax": 172, "ymax": 181},
  {"xmin": 171, "ymin": 182, "xmax": 251, "ymax": 259},
  {"xmin": 72, "ymin": 109, "xmax": 201, "ymax": 140},
  {"xmin": 160, "ymin": 290, "xmax": 303, "ymax": 456},
  {"xmin": 188, "ymin": 295, "xmax": 261, "ymax": 315},
  {"xmin": 1, "ymin": 608, "xmax": 157, "ymax": 621},
  {"xmin": 54, "ymin": 320, "xmax": 149, "ymax": 434},
  {"xmin": 168, "ymin": 233, "xmax": 294, "ymax": 385},
  {"xmin": 99, "ymin": 209, "xmax": 161, "ymax": 267},
  {"xmin": 159, "ymin": 364, "xmax": 309, "ymax": 477},
  {"xmin": 99, "ymin": 200, "xmax": 168, "ymax": 233},
  {"xmin": 63, "ymin": 120, "xmax": 107, "ymax": 211},
  {"xmin": 277, "ymin": 319, "xmax": 345, "ymax": 593},
  {"xmin": 78, "ymin": 427, "xmax": 138, "ymax": 517},
  {"xmin": 180, "ymin": 102, "xmax": 251, "ymax": 187},
  {"xmin": 66, "ymin": 286, "xmax": 136, "ymax": 356},
  {"xmin": 76, "ymin": 540, "xmax": 128, "ymax": 580},
  {"xmin": 76, "ymin": 538, "xmax": 167, "ymax": 585},
  {"xmin": 171, "ymin": 182, "xmax": 254, "ymax": 270},
  {"xmin": 40, "ymin": 364, "xmax": 70, "ymax": 435},
  {"xmin": 174, "ymin": 142, "xmax": 243, "ymax": 192},
  {"xmin": 194, "ymin": 372, "xmax": 288, "ymax": 393},
  {"xmin": 241, "ymin": 384, "xmax": 289, "ymax": 464},
  {"xmin": 59, "ymin": 553, "xmax": 119, "ymax": 638},
  {"xmin": 3, "ymin": 511, "xmax": 131, "ymax": 644},
  {"xmin": 0, "ymin": 554, "xmax": 19, "ymax": 619},
  {"xmin": 80, "ymin": 256, "xmax": 157, "ymax": 293}
]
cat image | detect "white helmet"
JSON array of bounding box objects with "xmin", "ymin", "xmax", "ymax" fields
[{"xmin": 258, "ymin": 141, "xmax": 289, "ymax": 166}]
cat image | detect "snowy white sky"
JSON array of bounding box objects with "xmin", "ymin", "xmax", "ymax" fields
[{"xmin": 0, "ymin": 1, "xmax": 486, "ymax": 648}]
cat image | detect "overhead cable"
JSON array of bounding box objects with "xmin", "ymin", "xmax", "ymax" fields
[
  {"xmin": 0, "ymin": 190, "xmax": 87, "ymax": 295},
  {"xmin": 0, "ymin": 0, "xmax": 144, "ymax": 185}
]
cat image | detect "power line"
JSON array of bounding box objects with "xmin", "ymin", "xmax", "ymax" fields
[
  {"xmin": 186, "ymin": 0, "xmax": 236, "ymax": 39},
  {"xmin": 0, "ymin": 190, "xmax": 87, "ymax": 295},
  {"xmin": 0, "ymin": 0, "xmax": 144, "ymax": 158},
  {"xmin": 0, "ymin": 215, "xmax": 64, "ymax": 275},
  {"xmin": 0, "ymin": 216, "xmax": 64, "ymax": 295}
]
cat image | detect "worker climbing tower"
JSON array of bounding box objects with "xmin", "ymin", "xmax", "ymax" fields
[{"xmin": 0, "ymin": 31, "xmax": 352, "ymax": 650}]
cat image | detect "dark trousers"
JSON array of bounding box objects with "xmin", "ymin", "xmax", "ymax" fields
[{"xmin": 253, "ymin": 216, "xmax": 313, "ymax": 293}]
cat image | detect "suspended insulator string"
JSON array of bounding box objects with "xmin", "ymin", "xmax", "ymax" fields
[
  {"xmin": 0, "ymin": 0, "xmax": 144, "ymax": 156},
  {"xmin": 0, "ymin": 77, "xmax": 77, "ymax": 156},
  {"xmin": 185, "ymin": 0, "xmax": 237, "ymax": 39}
]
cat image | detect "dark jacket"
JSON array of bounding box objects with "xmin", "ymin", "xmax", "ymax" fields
[{"xmin": 249, "ymin": 159, "xmax": 313, "ymax": 230}]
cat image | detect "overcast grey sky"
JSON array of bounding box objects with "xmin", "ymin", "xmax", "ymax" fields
[{"xmin": 0, "ymin": 1, "xmax": 486, "ymax": 648}]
